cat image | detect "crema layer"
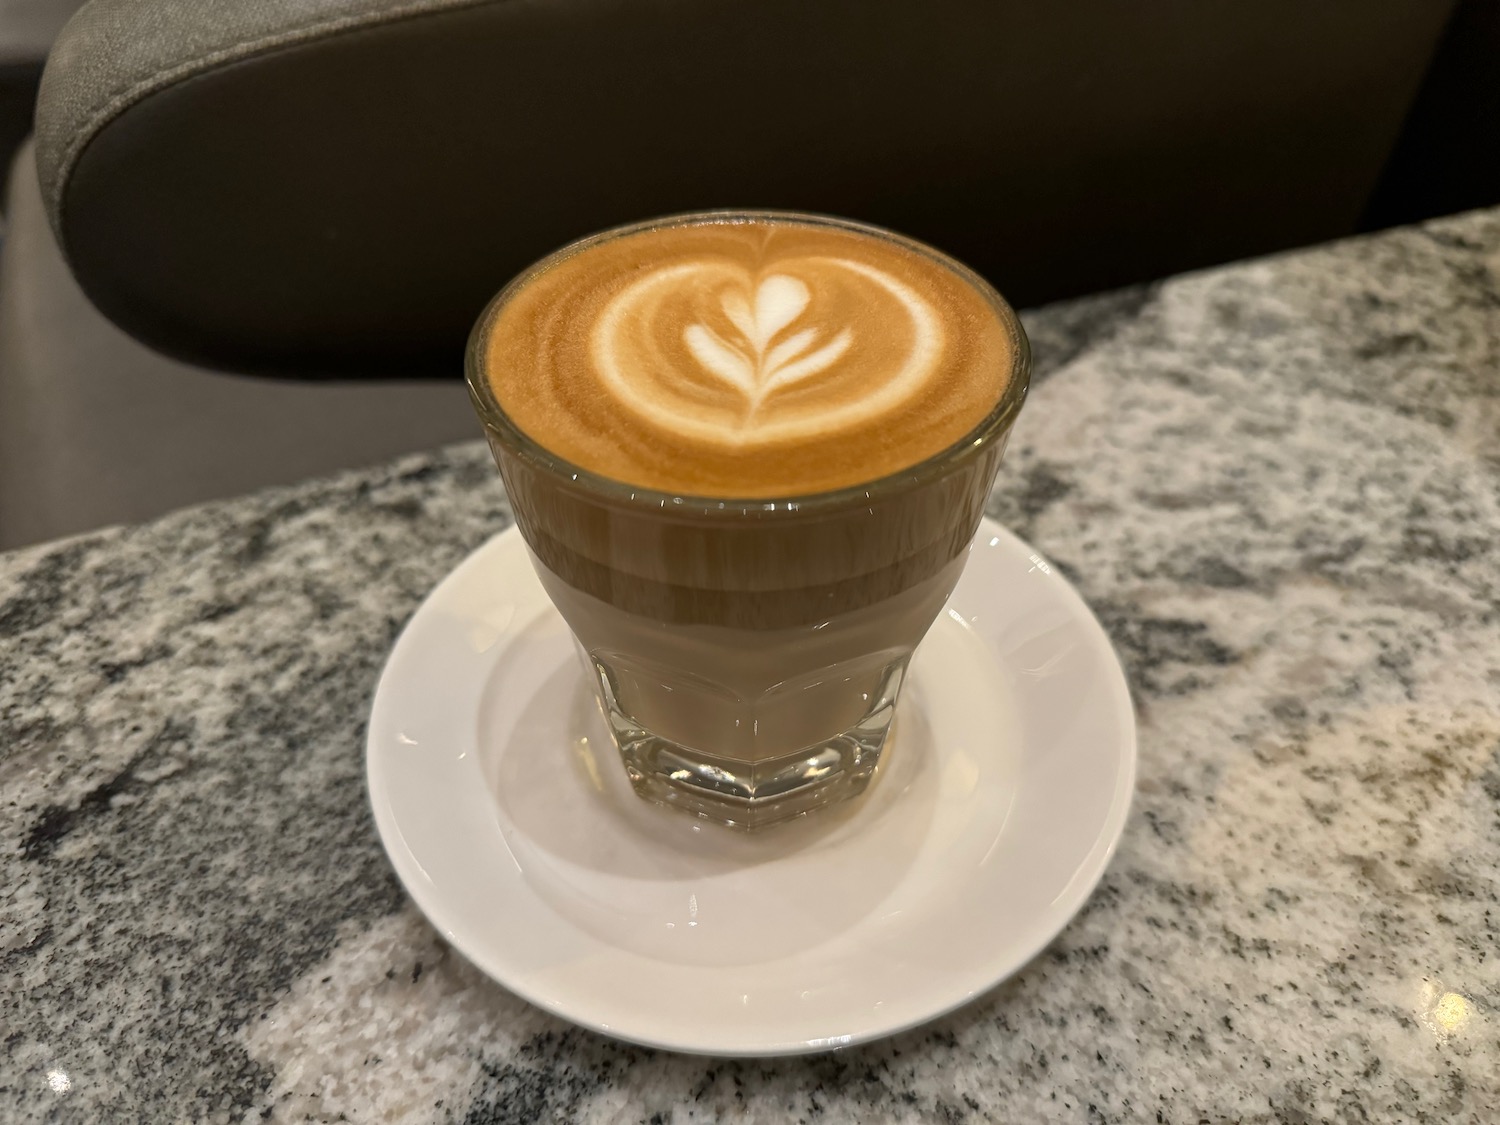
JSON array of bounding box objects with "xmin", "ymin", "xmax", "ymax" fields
[{"xmin": 485, "ymin": 217, "xmax": 1014, "ymax": 497}]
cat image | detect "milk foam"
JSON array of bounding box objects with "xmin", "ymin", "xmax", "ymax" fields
[
  {"xmin": 484, "ymin": 216, "xmax": 1014, "ymax": 497},
  {"xmin": 593, "ymin": 259, "xmax": 939, "ymax": 446}
]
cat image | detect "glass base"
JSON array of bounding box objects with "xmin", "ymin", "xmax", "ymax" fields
[{"xmin": 591, "ymin": 657, "xmax": 906, "ymax": 829}]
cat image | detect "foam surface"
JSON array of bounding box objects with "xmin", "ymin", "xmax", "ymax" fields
[{"xmin": 485, "ymin": 217, "xmax": 1013, "ymax": 497}]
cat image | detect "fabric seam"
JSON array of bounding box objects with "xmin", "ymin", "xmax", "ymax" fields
[{"xmin": 51, "ymin": 0, "xmax": 506, "ymax": 233}]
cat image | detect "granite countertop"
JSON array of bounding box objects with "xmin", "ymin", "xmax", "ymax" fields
[{"xmin": 4, "ymin": 209, "xmax": 1499, "ymax": 1123}]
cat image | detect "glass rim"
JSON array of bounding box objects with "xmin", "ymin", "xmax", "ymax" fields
[{"xmin": 464, "ymin": 208, "xmax": 1031, "ymax": 518}]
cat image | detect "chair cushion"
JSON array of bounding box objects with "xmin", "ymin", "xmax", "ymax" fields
[
  {"xmin": 32, "ymin": 0, "xmax": 1454, "ymax": 376},
  {"xmin": 0, "ymin": 140, "xmax": 476, "ymax": 549}
]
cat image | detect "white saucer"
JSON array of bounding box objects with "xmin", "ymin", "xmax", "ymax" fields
[{"xmin": 367, "ymin": 517, "xmax": 1135, "ymax": 1056}]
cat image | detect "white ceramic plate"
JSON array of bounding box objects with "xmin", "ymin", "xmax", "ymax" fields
[{"xmin": 367, "ymin": 517, "xmax": 1135, "ymax": 1056}]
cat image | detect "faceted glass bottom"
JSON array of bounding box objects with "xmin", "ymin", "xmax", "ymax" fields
[{"xmin": 590, "ymin": 655, "xmax": 907, "ymax": 829}]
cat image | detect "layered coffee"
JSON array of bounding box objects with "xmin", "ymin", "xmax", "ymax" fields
[
  {"xmin": 484, "ymin": 218, "xmax": 1014, "ymax": 497},
  {"xmin": 468, "ymin": 213, "xmax": 1028, "ymax": 825}
]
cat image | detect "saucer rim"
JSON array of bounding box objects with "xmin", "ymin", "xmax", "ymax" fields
[{"xmin": 367, "ymin": 517, "xmax": 1136, "ymax": 1056}]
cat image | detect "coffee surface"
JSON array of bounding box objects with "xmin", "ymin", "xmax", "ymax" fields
[{"xmin": 484, "ymin": 216, "xmax": 1014, "ymax": 497}]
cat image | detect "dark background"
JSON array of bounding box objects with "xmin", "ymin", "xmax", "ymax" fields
[{"xmin": 5, "ymin": 0, "xmax": 1499, "ymax": 298}]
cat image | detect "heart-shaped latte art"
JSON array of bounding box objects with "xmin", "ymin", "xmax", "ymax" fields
[{"xmin": 591, "ymin": 256, "xmax": 941, "ymax": 447}]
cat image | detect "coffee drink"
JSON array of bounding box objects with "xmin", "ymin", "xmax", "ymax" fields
[
  {"xmin": 468, "ymin": 213, "xmax": 1029, "ymax": 828},
  {"xmin": 484, "ymin": 219, "xmax": 1013, "ymax": 497}
]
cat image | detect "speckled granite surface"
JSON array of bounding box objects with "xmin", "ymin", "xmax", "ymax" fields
[{"xmin": 4, "ymin": 211, "xmax": 1499, "ymax": 1123}]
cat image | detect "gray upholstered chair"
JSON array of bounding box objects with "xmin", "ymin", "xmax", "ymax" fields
[
  {"xmin": 0, "ymin": 0, "xmax": 1455, "ymax": 549},
  {"xmin": 0, "ymin": 139, "xmax": 474, "ymax": 549}
]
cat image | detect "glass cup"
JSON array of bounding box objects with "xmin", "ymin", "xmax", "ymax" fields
[{"xmin": 466, "ymin": 211, "xmax": 1030, "ymax": 828}]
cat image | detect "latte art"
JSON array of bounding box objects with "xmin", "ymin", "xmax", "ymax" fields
[
  {"xmin": 485, "ymin": 216, "xmax": 1014, "ymax": 497},
  {"xmin": 679, "ymin": 273, "xmax": 854, "ymax": 421},
  {"xmin": 593, "ymin": 260, "xmax": 940, "ymax": 446}
]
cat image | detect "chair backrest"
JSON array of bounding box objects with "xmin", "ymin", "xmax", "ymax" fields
[{"xmin": 36, "ymin": 0, "xmax": 1454, "ymax": 377}]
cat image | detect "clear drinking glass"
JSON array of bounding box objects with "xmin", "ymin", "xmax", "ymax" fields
[{"xmin": 466, "ymin": 211, "xmax": 1030, "ymax": 828}]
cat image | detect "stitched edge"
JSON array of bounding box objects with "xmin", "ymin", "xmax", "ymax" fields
[{"xmin": 46, "ymin": 0, "xmax": 505, "ymax": 237}]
